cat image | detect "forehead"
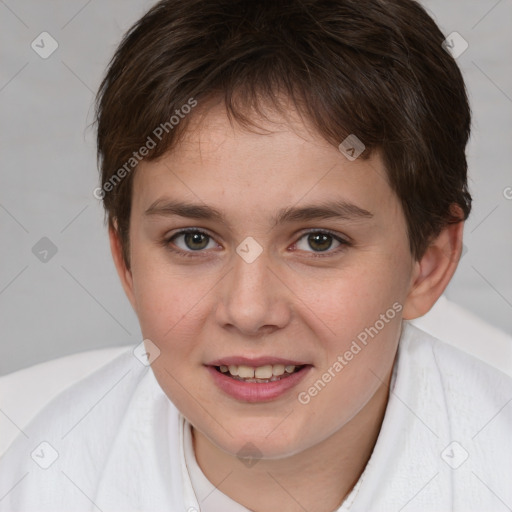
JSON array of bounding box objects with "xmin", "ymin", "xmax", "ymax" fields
[{"xmin": 132, "ymin": 103, "xmax": 400, "ymax": 225}]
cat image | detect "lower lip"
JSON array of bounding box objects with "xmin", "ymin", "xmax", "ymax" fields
[{"xmin": 206, "ymin": 365, "xmax": 311, "ymax": 403}]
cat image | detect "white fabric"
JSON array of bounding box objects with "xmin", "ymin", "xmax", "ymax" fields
[
  {"xmin": 1, "ymin": 322, "xmax": 511, "ymax": 511},
  {"xmin": 412, "ymin": 295, "xmax": 512, "ymax": 377},
  {"xmin": 0, "ymin": 347, "xmax": 130, "ymax": 458}
]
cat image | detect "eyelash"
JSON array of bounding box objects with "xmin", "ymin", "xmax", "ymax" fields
[{"xmin": 162, "ymin": 228, "xmax": 352, "ymax": 259}]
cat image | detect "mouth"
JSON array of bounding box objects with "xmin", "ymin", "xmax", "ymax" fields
[
  {"xmin": 213, "ymin": 363, "xmax": 306, "ymax": 383},
  {"xmin": 205, "ymin": 358, "xmax": 312, "ymax": 402}
]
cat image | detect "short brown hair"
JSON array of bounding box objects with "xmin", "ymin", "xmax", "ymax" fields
[{"xmin": 95, "ymin": 0, "xmax": 472, "ymax": 266}]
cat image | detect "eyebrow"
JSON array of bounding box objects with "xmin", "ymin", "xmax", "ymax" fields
[{"xmin": 144, "ymin": 198, "xmax": 373, "ymax": 227}]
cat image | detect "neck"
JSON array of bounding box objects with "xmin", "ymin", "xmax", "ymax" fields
[{"xmin": 192, "ymin": 371, "xmax": 392, "ymax": 512}]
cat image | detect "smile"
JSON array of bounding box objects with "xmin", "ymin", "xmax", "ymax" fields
[
  {"xmin": 215, "ymin": 364, "xmax": 304, "ymax": 383},
  {"xmin": 206, "ymin": 360, "xmax": 312, "ymax": 402}
]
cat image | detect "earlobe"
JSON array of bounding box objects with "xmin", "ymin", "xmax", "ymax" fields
[
  {"xmin": 402, "ymin": 219, "xmax": 465, "ymax": 320},
  {"xmin": 108, "ymin": 223, "xmax": 137, "ymax": 310}
]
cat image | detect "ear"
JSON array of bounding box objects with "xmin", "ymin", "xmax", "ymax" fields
[
  {"xmin": 109, "ymin": 223, "xmax": 137, "ymax": 311},
  {"xmin": 402, "ymin": 217, "xmax": 465, "ymax": 320}
]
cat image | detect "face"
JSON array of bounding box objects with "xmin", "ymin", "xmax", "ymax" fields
[{"xmin": 119, "ymin": 103, "xmax": 418, "ymax": 460}]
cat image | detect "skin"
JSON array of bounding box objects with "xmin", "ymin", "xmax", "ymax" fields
[{"xmin": 110, "ymin": 102, "xmax": 463, "ymax": 512}]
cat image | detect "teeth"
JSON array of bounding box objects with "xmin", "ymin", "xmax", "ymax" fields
[
  {"xmin": 220, "ymin": 363, "xmax": 301, "ymax": 379},
  {"xmin": 254, "ymin": 365, "xmax": 273, "ymax": 379},
  {"xmin": 272, "ymin": 364, "xmax": 285, "ymax": 376},
  {"xmin": 237, "ymin": 365, "xmax": 255, "ymax": 378}
]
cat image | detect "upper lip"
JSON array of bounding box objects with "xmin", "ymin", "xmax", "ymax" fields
[{"xmin": 207, "ymin": 356, "xmax": 310, "ymax": 367}]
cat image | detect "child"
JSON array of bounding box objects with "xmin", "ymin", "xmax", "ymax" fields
[{"xmin": 1, "ymin": 0, "xmax": 511, "ymax": 510}]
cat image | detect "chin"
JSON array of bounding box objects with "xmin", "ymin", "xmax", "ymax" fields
[{"xmin": 203, "ymin": 416, "xmax": 311, "ymax": 459}]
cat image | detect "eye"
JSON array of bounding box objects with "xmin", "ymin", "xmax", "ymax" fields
[
  {"xmin": 168, "ymin": 229, "xmax": 217, "ymax": 254},
  {"xmin": 294, "ymin": 230, "xmax": 349, "ymax": 255}
]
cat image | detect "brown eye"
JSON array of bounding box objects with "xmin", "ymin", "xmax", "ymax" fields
[
  {"xmin": 307, "ymin": 233, "xmax": 333, "ymax": 252},
  {"xmin": 183, "ymin": 232, "xmax": 209, "ymax": 250},
  {"xmin": 294, "ymin": 230, "xmax": 348, "ymax": 255},
  {"xmin": 170, "ymin": 230, "xmax": 214, "ymax": 252}
]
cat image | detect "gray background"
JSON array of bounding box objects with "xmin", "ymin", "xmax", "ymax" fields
[{"xmin": 1, "ymin": 0, "xmax": 511, "ymax": 376}]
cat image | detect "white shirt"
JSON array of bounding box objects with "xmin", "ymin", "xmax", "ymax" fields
[{"xmin": 0, "ymin": 322, "xmax": 511, "ymax": 511}]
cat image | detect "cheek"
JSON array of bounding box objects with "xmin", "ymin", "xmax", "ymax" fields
[
  {"xmin": 291, "ymin": 255, "xmax": 407, "ymax": 344},
  {"xmin": 292, "ymin": 297, "xmax": 402, "ymax": 448},
  {"xmin": 288, "ymin": 255, "xmax": 405, "ymax": 398},
  {"xmin": 129, "ymin": 261, "xmax": 213, "ymax": 417},
  {"xmin": 129, "ymin": 246, "xmax": 211, "ymax": 342}
]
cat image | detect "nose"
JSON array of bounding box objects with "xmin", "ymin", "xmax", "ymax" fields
[{"xmin": 215, "ymin": 247, "xmax": 292, "ymax": 337}]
